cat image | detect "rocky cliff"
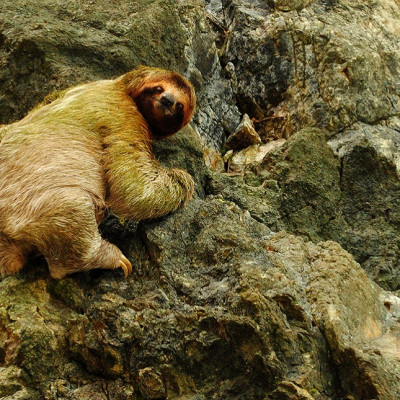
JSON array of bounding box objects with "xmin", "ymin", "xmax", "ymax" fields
[{"xmin": 1, "ymin": 0, "xmax": 400, "ymax": 399}]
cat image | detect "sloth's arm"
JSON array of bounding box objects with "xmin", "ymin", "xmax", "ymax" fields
[{"xmin": 104, "ymin": 139, "xmax": 194, "ymax": 221}]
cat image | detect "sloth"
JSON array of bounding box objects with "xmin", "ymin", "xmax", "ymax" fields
[{"xmin": 0, "ymin": 66, "xmax": 196, "ymax": 279}]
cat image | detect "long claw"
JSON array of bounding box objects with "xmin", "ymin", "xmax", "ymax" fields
[
  {"xmin": 119, "ymin": 260, "xmax": 128, "ymax": 278},
  {"xmin": 122, "ymin": 254, "xmax": 132, "ymax": 276},
  {"xmin": 119, "ymin": 255, "xmax": 132, "ymax": 278}
]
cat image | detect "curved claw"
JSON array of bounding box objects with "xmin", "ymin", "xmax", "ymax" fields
[{"xmin": 119, "ymin": 255, "xmax": 132, "ymax": 278}]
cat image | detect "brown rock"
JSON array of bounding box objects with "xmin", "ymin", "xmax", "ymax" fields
[
  {"xmin": 138, "ymin": 368, "xmax": 166, "ymax": 400},
  {"xmin": 225, "ymin": 114, "xmax": 261, "ymax": 150},
  {"xmin": 203, "ymin": 147, "xmax": 225, "ymax": 173}
]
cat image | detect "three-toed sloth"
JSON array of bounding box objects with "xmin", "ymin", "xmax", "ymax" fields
[{"xmin": 0, "ymin": 66, "xmax": 196, "ymax": 279}]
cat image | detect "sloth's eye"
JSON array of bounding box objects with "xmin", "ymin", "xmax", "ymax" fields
[
  {"xmin": 176, "ymin": 102, "xmax": 184, "ymax": 111},
  {"xmin": 155, "ymin": 86, "xmax": 164, "ymax": 93}
]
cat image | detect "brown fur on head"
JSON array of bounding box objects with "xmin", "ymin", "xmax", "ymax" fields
[{"xmin": 123, "ymin": 66, "xmax": 196, "ymax": 137}]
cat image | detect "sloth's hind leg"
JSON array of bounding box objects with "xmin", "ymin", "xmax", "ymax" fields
[
  {"xmin": 65, "ymin": 236, "xmax": 133, "ymax": 279},
  {"xmin": 0, "ymin": 236, "xmax": 27, "ymax": 277},
  {"xmin": 28, "ymin": 189, "xmax": 132, "ymax": 279},
  {"xmin": 47, "ymin": 235, "xmax": 132, "ymax": 279}
]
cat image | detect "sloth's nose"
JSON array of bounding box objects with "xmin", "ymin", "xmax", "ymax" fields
[{"xmin": 161, "ymin": 94, "xmax": 175, "ymax": 107}]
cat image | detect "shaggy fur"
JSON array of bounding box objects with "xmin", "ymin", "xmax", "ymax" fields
[{"xmin": 0, "ymin": 66, "xmax": 196, "ymax": 279}]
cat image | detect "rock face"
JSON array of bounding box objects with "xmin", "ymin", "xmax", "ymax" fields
[
  {"xmin": 1, "ymin": 0, "xmax": 400, "ymax": 399},
  {"xmin": 205, "ymin": 0, "xmax": 400, "ymax": 291},
  {"xmin": 209, "ymin": 0, "xmax": 400, "ymax": 139}
]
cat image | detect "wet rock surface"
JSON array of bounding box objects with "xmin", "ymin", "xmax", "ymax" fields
[{"xmin": 1, "ymin": 0, "xmax": 400, "ymax": 399}]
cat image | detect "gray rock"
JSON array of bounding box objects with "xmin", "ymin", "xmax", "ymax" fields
[
  {"xmin": 213, "ymin": 124, "xmax": 400, "ymax": 291},
  {"xmin": 208, "ymin": 0, "xmax": 400, "ymax": 139},
  {"xmin": 2, "ymin": 195, "xmax": 400, "ymax": 398},
  {"xmin": 327, "ymin": 123, "xmax": 400, "ymax": 290},
  {"xmin": 329, "ymin": 123, "xmax": 400, "ymax": 175}
]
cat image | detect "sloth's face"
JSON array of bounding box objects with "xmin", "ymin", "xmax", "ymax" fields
[{"xmin": 134, "ymin": 80, "xmax": 193, "ymax": 138}]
